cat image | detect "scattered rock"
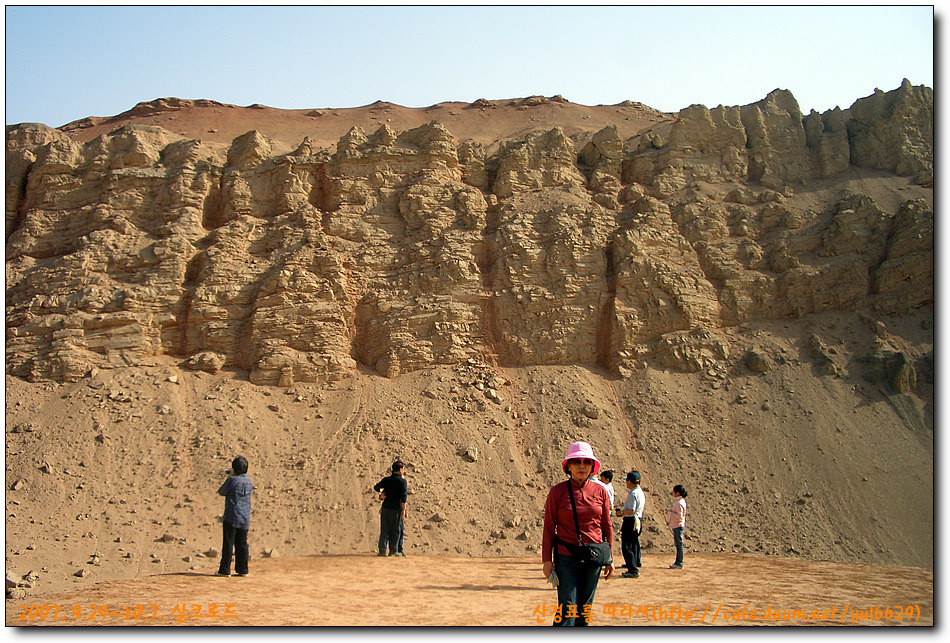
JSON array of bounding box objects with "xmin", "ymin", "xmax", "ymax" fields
[
  {"xmin": 582, "ymin": 404, "xmax": 601, "ymax": 420},
  {"xmin": 862, "ymin": 350, "xmax": 916, "ymax": 393},
  {"xmin": 892, "ymin": 357, "xmax": 917, "ymax": 394},
  {"xmin": 745, "ymin": 350, "xmax": 772, "ymax": 373}
]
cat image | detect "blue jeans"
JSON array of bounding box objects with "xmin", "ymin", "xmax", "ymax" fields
[
  {"xmin": 553, "ymin": 555, "xmax": 602, "ymax": 626},
  {"xmin": 672, "ymin": 527, "xmax": 684, "ymax": 566},
  {"xmin": 379, "ymin": 508, "xmax": 404, "ymax": 554}
]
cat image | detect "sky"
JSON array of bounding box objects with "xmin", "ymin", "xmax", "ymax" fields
[{"xmin": 3, "ymin": 4, "xmax": 936, "ymax": 128}]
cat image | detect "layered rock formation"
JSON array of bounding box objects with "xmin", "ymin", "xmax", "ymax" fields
[{"xmin": 6, "ymin": 82, "xmax": 933, "ymax": 385}]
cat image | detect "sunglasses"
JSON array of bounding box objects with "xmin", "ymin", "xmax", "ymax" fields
[{"xmin": 570, "ymin": 459, "xmax": 595, "ymax": 465}]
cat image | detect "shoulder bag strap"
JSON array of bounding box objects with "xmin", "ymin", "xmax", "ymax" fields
[
  {"xmin": 566, "ymin": 479, "xmax": 584, "ymax": 545},
  {"xmin": 552, "ymin": 480, "xmax": 574, "ymax": 562}
]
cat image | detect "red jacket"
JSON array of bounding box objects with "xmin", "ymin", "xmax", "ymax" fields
[{"xmin": 542, "ymin": 479, "xmax": 613, "ymax": 562}]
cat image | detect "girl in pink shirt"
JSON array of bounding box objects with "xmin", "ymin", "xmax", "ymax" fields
[{"xmin": 666, "ymin": 484, "xmax": 687, "ymax": 569}]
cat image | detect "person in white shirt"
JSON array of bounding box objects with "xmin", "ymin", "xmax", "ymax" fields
[
  {"xmin": 616, "ymin": 471, "xmax": 645, "ymax": 577},
  {"xmin": 596, "ymin": 470, "xmax": 616, "ymax": 509}
]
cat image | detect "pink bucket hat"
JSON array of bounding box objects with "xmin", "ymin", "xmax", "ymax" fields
[{"xmin": 561, "ymin": 441, "xmax": 601, "ymax": 475}]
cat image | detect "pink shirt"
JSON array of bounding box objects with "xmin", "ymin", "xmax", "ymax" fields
[
  {"xmin": 542, "ymin": 479, "xmax": 613, "ymax": 562},
  {"xmin": 667, "ymin": 497, "xmax": 686, "ymax": 529}
]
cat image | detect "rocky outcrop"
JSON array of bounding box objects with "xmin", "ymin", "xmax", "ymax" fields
[
  {"xmin": 848, "ymin": 79, "xmax": 934, "ymax": 181},
  {"xmin": 627, "ymin": 82, "xmax": 931, "ymax": 193},
  {"xmin": 870, "ymin": 198, "xmax": 934, "ymax": 311},
  {"xmin": 5, "ymin": 83, "xmax": 933, "ymax": 383}
]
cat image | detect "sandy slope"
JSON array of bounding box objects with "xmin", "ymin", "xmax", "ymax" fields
[{"xmin": 4, "ymin": 309, "xmax": 932, "ymax": 599}]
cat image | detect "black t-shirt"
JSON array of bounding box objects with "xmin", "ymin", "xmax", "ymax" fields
[{"xmin": 374, "ymin": 474, "xmax": 407, "ymax": 511}]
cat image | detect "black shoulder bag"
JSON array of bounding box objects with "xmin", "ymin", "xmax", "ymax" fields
[{"xmin": 554, "ymin": 480, "xmax": 613, "ymax": 567}]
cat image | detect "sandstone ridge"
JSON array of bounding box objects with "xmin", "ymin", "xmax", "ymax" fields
[{"xmin": 6, "ymin": 82, "xmax": 932, "ymax": 386}]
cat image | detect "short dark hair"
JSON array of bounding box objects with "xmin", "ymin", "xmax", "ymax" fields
[
  {"xmin": 599, "ymin": 470, "xmax": 613, "ymax": 482},
  {"xmin": 232, "ymin": 456, "xmax": 248, "ymax": 475},
  {"xmin": 392, "ymin": 460, "xmax": 405, "ymax": 473}
]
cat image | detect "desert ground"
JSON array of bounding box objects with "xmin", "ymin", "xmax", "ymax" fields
[{"xmin": 6, "ymin": 552, "xmax": 933, "ymax": 627}]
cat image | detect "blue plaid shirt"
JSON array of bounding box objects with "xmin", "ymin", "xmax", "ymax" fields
[{"xmin": 218, "ymin": 474, "xmax": 253, "ymax": 529}]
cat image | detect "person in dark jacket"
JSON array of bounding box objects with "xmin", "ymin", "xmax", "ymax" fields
[
  {"xmin": 217, "ymin": 456, "xmax": 253, "ymax": 577},
  {"xmin": 373, "ymin": 460, "xmax": 408, "ymax": 556}
]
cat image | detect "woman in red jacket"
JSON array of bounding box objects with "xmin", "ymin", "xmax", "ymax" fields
[{"xmin": 542, "ymin": 441, "xmax": 614, "ymax": 626}]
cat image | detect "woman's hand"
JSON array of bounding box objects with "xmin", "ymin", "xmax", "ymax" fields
[
  {"xmin": 542, "ymin": 561, "xmax": 553, "ymax": 579},
  {"xmin": 604, "ymin": 563, "xmax": 614, "ymax": 580}
]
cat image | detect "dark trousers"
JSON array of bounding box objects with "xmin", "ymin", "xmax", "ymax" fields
[
  {"xmin": 379, "ymin": 507, "xmax": 404, "ymax": 554},
  {"xmin": 219, "ymin": 521, "xmax": 249, "ymax": 575},
  {"xmin": 620, "ymin": 517, "xmax": 641, "ymax": 569},
  {"xmin": 553, "ymin": 555, "xmax": 602, "ymax": 626},
  {"xmin": 672, "ymin": 527, "xmax": 685, "ymax": 566}
]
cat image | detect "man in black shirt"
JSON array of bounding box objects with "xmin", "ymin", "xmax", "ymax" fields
[{"xmin": 373, "ymin": 460, "xmax": 408, "ymax": 556}]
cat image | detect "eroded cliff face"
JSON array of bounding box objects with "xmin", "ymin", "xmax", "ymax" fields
[{"xmin": 5, "ymin": 82, "xmax": 933, "ymax": 385}]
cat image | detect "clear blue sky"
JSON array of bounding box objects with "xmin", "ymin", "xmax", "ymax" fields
[{"xmin": 4, "ymin": 5, "xmax": 935, "ymax": 127}]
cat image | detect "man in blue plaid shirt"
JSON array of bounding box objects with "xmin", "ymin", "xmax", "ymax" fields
[{"xmin": 217, "ymin": 456, "xmax": 254, "ymax": 577}]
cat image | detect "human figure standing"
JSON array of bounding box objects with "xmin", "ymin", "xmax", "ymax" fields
[
  {"xmin": 373, "ymin": 461, "xmax": 407, "ymax": 556},
  {"xmin": 596, "ymin": 470, "xmax": 615, "ymax": 509},
  {"xmin": 217, "ymin": 456, "xmax": 253, "ymax": 577},
  {"xmin": 667, "ymin": 484, "xmax": 687, "ymax": 569},
  {"xmin": 542, "ymin": 442, "xmax": 614, "ymax": 626},
  {"xmin": 616, "ymin": 471, "xmax": 645, "ymax": 577}
]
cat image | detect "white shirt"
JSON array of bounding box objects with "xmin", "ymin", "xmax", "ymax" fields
[{"xmin": 623, "ymin": 486, "xmax": 645, "ymax": 518}]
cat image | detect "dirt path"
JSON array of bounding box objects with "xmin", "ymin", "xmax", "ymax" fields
[{"xmin": 7, "ymin": 553, "xmax": 932, "ymax": 626}]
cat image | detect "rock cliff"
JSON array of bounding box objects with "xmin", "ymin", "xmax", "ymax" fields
[
  {"xmin": 3, "ymin": 83, "xmax": 935, "ymax": 594},
  {"xmin": 6, "ymin": 82, "xmax": 933, "ymax": 386}
]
